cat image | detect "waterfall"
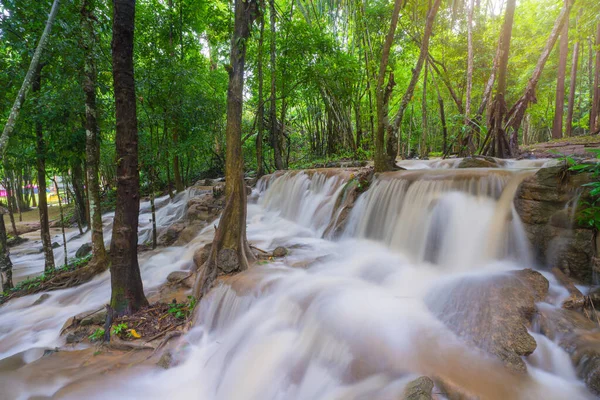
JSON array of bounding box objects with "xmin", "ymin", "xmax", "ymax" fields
[{"xmin": 257, "ymin": 171, "xmax": 348, "ymax": 236}]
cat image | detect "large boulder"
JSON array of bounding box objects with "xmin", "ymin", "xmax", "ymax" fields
[
  {"xmin": 157, "ymin": 223, "xmax": 186, "ymax": 246},
  {"xmin": 426, "ymin": 269, "xmax": 549, "ymax": 373},
  {"xmin": 515, "ymin": 166, "xmax": 598, "ymax": 283},
  {"xmin": 186, "ymin": 194, "xmax": 222, "ymax": 224}
]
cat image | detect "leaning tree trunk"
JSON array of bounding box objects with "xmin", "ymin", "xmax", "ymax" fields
[
  {"xmin": 193, "ymin": 0, "xmax": 259, "ymax": 300},
  {"xmin": 465, "ymin": 0, "xmax": 475, "ymax": 128},
  {"xmin": 552, "ymin": 0, "xmax": 569, "ymax": 140},
  {"xmin": 269, "ymin": 0, "xmax": 283, "ymax": 170},
  {"xmin": 33, "ymin": 65, "xmax": 55, "ymax": 272},
  {"xmin": 389, "ymin": 0, "xmax": 442, "ymax": 160},
  {"xmin": 109, "ymin": 0, "xmax": 148, "ymax": 316},
  {"xmin": 592, "ymin": 23, "xmax": 600, "ymax": 133},
  {"xmin": 0, "ymin": 208, "xmax": 13, "ymax": 291},
  {"xmin": 82, "ymin": 0, "xmax": 109, "ymax": 272},
  {"xmin": 0, "ymin": 0, "xmax": 60, "ymax": 158},
  {"xmin": 566, "ymin": 11, "xmax": 581, "ymax": 137},
  {"xmin": 503, "ymin": 0, "xmax": 575, "ymax": 152},
  {"xmin": 420, "ymin": 65, "xmax": 429, "ymax": 158},
  {"xmin": 374, "ymin": 0, "xmax": 402, "ymax": 172}
]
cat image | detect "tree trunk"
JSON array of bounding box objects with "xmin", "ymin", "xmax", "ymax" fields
[
  {"xmin": 71, "ymin": 160, "xmax": 87, "ymax": 229},
  {"xmin": 389, "ymin": 0, "xmax": 442, "ymax": 160},
  {"xmin": 566, "ymin": 11, "xmax": 581, "ymax": 137},
  {"xmin": 193, "ymin": 0, "xmax": 258, "ymax": 300},
  {"xmin": 256, "ymin": 2, "xmax": 265, "ymax": 178},
  {"xmin": 504, "ymin": 0, "xmax": 575, "ymax": 150},
  {"xmin": 33, "ymin": 65, "xmax": 55, "ymax": 272},
  {"xmin": 52, "ymin": 178, "xmax": 68, "ymax": 267},
  {"xmin": 81, "ymin": 0, "xmax": 108, "ymax": 269},
  {"xmin": 552, "ymin": 0, "xmax": 569, "ymax": 139},
  {"xmin": 0, "ymin": 0, "xmax": 61, "ymax": 157},
  {"xmin": 109, "ymin": 0, "xmax": 148, "ymax": 316},
  {"xmin": 374, "ymin": 0, "xmax": 402, "ymax": 172},
  {"xmin": 269, "ymin": 0, "xmax": 283, "ymax": 170},
  {"xmin": 465, "ymin": 0, "xmax": 475, "ymax": 127},
  {"xmin": 0, "ymin": 210, "xmax": 13, "ymax": 291},
  {"xmin": 592, "ymin": 23, "xmax": 600, "ymax": 132},
  {"xmin": 420, "ymin": 65, "xmax": 428, "ymax": 158},
  {"xmin": 3, "ymin": 172, "xmax": 19, "ymax": 238}
]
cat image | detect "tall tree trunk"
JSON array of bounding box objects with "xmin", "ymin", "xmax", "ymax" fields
[
  {"xmin": 71, "ymin": 160, "xmax": 87, "ymax": 229},
  {"xmin": 269, "ymin": 0, "xmax": 283, "ymax": 170},
  {"xmin": 0, "ymin": 0, "xmax": 61, "ymax": 157},
  {"xmin": 592, "ymin": 23, "xmax": 600, "ymax": 132},
  {"xmin": 193, "ymin": 0, "xmax": 258, "ymax": 300},
  {"xmin": 82, "ymin": 0, "xmax": 108, "ymax": 269},
  {"xmin": 389, "ymin": 0, "xmax": 442, "ymax": 160},
  {"xmin": 552, "ymin": 0, "xmax": 569, "ymax": 139},
  {"xmin": 566, "ymin": 11, "xmax": 581, "ymax": 137},
  {"xmin": 420, "ymin": 65, "xmax": 429, "ymax": 158},
  {"xmin": 0, "ymin": 209, "xmax": 13, "ymax": 291},
  {"xmin": 109, "ymin": 0, "xmax": 148, "ymax": 316},
  {"xmin": 34, "ymin": 65, "xmax": 55, "ymax": 272},
  {"xmin": 374, "ymin": 0, "xmax": 402, "ymax": 172},
  {"xmin": 52, "ymin": 178, "xmax": 68, "ymax": 267},
  {"xmin": 3, "ymin": 171, "xmax": 19, "ymax": 238},
  {"xmin": 256, "ymin": 1, "xmax": 265, "ymax": 178}
]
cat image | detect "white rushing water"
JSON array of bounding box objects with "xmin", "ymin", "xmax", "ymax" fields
[{"xmin": 0, "ymin": 162, "xmax": 594, "ymax": 399}]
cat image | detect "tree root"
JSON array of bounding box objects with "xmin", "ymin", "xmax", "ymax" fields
[{"xmin": 1, "ymin": 261, "xmax": 107, "ymax": 305}]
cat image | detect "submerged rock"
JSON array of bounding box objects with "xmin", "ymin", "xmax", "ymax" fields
[
  {"xmin": 403, "ymin": 376, "xmax": 434, "ymax": 400},
  {"xmin": 426, "ymin": 269, "xmax": 549, "ymax": 372},
  {"xmin": 457, "ymin": 156, "xmax": 500, "ymax": 169},
  {"xmin": 536, "ymin": 304, "xmax": 600, "ymax": 394},
  {"xmin": 75, "ymin": 242, "xmax": 92, "ymax": 258},
  {"xmin": 272, "ymin": 246, "xmax": 288, "ymax": 257},
  {"xmin": 31, "ymin": 293, "xmax": 50, "ymax": 306}
]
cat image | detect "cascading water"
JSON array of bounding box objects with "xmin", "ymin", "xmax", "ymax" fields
[
  {"xmin": 0, "ymin": 162, "xmax": 594, "ymax": 399},
  {"xmin": 344, "ymin": 169, "xmax": 532, "ymax": 269}
]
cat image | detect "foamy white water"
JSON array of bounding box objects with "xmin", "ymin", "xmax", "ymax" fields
[{"xmin": 0, "ymin": 165, "xmax": 594, "ymax": 399}]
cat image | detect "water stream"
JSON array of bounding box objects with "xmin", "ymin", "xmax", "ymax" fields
[{"xmin": 0, "ymin": 160, "xmax": 594, "ymax": 399}]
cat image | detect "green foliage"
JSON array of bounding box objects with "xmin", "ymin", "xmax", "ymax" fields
[
  {"xmin": 88, "ymin": 328, "xmax": 105, "ymax": 342},
  {"xmin": 569, "ymin": 150, "xmax": 600, "ymax": 230},
  {"xmin": 111, "ymin": 323, "xmax": 128, "ymax": 336},
  {"xmin": 1, "ymin": 254, "xmax": 92, "ymax": 299},
  {"xmin": 167, "ymin": 296, "xmax": 197, "ymax": 319}
]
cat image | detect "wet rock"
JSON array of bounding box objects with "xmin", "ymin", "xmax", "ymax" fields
[
  {"xmin": 515, "ymin": 166, "xmax": 598, "ymax": 283},
  {"xmin": 157, "ymin": 350, "xmax": 173, "ymax": 369},
  {"xmin": 157, "ymin": 223, "xmax": 186, "ymax": 247},
  {"xmin": 174, "ymin": 224, "xmax": 203, "ymax": 246},
  {"xmin": 166, "ymin": 271, "xmax": 193, "ymax": 288},
  {"xmin": 80, "ymin": 310, "xmax": 107, "ymax": 326},
  {"xmin": 426, "ymin": 269, "xmax": 549, "ymax": 372},
  {"xmin": 75, "ymin": 242, "xmax": 92, "ymax": 258},
  {"xmin": 457, "ymin": 156, "xmax": 500, "ymax": 169},
  {"xmin": 186, "ymin": 194, "xmax": 222, "ymax": 224},
  {"xmin": 272, "ymin": 246, "xmax": 288, "ymax": 257},
  {"xmin": 66, "ymin": 329, "xmax": 89, "ymax": 344},
  {"xmin": 31, "ymin": 293, "xmax": 50, "ymax": 306},
  {"xmin": 536, "ymin": 304, "xmax": 600, "ymax": 394},
  {"xmin": 193, "ymin": 243, "xmax": 212, "ymax": 271},
  {"xmin": 7, "ymin": 236, "xmax": 27, "ymax": 247},
  {"xmin": 551, "ymin": 267, "xmax": 585, "ymax": 309},
  {"xmin": 52, "ymin": 242, "xmax": 60, "ymax": 249},
  {"xmin": 403, "ymin": 376, "xmax": 434, "ymax": 400}
]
